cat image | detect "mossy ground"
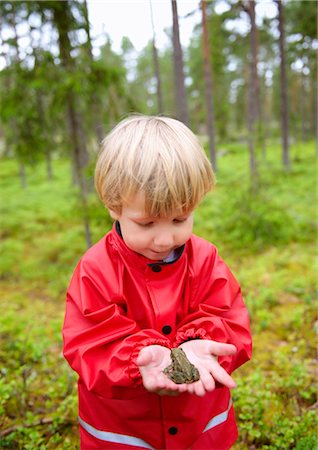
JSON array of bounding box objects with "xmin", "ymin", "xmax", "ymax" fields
[{"xmin": 0, "ymin": 142, "xmax": 317, "ymax": 449}]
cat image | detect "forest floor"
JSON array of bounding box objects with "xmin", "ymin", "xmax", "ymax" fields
[{"xmin": 0, "ymin": 141, "xmax": 317, "ymax": 449}]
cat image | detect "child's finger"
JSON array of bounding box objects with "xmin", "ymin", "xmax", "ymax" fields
[
  {"xmin": 185, "ymin": 383, "xmax": 196, "ymax": 395},
  {"xmin": 192, "ymin": 381, "xmax": 208, "ymax": 397},
  {"xmin": 176, "ymin": 383, "xmax": 188, "ymax": 393},
  {"xmin": 136, "ymin": 348, "xmax": 153, "ymax": 367},
  {"xmin": 199, "ymin": 370, "xmax": 215, "ymax": 392},
  {"xmin": 207, "ymin": 341, "xmax": 237, "ymax": 356},
  {"xmin": 209, "ymin": 363, "xmax": 236, "ymax": 389}
]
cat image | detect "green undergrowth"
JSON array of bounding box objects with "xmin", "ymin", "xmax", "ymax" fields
[{"xmin": 0, "ymin": 141, "xmax": 317, "ymax": 449}]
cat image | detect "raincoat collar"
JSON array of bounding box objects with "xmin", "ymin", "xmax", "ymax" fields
[{"xmin": 110, "ymin": 221, "xmax": 185, "ymax": 272}]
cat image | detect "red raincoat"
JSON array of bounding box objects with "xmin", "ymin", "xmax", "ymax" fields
[{"xmin": 63, "ymin": 223, "xmax": 252, "ymax": 450}]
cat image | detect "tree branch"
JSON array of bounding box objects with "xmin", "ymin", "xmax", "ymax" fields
[{"xmin": 0, "ymin": 417, "xmax": 54, "ymax": 437}]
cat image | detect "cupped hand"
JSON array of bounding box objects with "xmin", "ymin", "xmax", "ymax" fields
[
  {"xmin": 137, "ymin": 345, "xmax": 188, "ymax": 396},
  {"xmin": 179, "ymin": 339, "xmax": 237, "ymax": 396}
]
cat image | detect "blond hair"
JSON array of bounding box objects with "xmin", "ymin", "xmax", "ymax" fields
[{"xmin": 95, "ymin": 115, "xmax": 215, "ymax": 216}]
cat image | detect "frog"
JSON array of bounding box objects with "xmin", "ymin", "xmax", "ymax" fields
[{"xmin": 163, "ymin": 348, "xmax": 200, "ymax": 384}]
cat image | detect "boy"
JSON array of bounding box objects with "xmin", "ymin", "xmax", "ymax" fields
[{"xmin": 63, "ymin": 115, "xmax": 252, "ymax": 450}]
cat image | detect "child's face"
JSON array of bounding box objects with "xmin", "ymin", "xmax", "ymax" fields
[{"xmin": 110, "ymin": 193, "xmax": 194, "ymax": 260}]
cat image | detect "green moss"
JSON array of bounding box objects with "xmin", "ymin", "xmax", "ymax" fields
[{"xmin": 0, "ymin": 141, "xmax": 317, "ymax": 448}]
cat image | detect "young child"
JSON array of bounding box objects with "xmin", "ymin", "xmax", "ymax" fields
[{"xmin": 63, "ymin": 115, "xmax": 252, "ymax": 450}]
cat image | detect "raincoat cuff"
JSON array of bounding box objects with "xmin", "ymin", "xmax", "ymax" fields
[
  {"xmin": 128, "ymin": 338, "xmax": 171, "ymax": 385},
  {"xmin": 173, "ymin": 328, "xmax": 210, "ymax": 346}
]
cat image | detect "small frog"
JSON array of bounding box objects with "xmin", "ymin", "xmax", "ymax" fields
[{"xmin": 163, "ymin": 348, "xmax": 200, "ymax": 384}]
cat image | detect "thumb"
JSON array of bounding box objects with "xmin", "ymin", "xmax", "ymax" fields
[{"xmin": 136, "ymin": 347, "xmax": 154, "ymax": 367}]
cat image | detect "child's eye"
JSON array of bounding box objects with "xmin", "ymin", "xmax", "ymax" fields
[
  {"xmin": 173, "ymin": 218, "xmax": 187, "ymax": 224},
  {"xmin": 138, "ymin": 222, "xmax": 154, "ymax": 227}
]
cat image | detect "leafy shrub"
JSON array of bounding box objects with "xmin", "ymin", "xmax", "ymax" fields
[
  {"xmin": 213, "ymin": 184, "xmax": 315, "ymax": 252},
  {"xmin": 233, "ymin": 370, "xmax": 318, "ymax": 449}
]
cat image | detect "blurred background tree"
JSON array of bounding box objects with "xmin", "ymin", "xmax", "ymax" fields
[
  {"xmin": 0, "ymin": 0, "xmax": 316, "ymax": 239},
  {"xmin": 1, "ymin": 0, "xmax": 316, "ymax": 171}
]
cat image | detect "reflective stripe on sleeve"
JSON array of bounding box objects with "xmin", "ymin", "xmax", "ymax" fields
[
  {"xmin": 203, "ymin": 397, "xmax": 233, "ymax": 432},
  {"xmin": 78, "ymin": 416, "xmax": 154, "ymax": 449}
]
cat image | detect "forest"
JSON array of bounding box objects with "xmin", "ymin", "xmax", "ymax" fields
[{"xmin": 0, "ymin": 0, "xmax": 317, "ymax": 449}]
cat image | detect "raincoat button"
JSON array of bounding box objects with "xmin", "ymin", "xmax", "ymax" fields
[
  {"xmin": 151, "ymin": 264, "xmax": 162, "ymax": 272},
  {"xmin": 162, "ymin": 325, "xmax": 172, "ymax": 335},
  {"xmin": 168, "ymin": 427, "xmax": 178, "ymax": 435}
]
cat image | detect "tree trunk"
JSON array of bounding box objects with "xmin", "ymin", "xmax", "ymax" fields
[
  {"xmin": 299, "ymin": 71, "xmax": 306, "ymax": 142},
  {"xmin": 35, "ymin": 88, "xmax": 53, "ymax": 180},
  {"xmin": 67, "ymin": 97, "xmax": 92, "ymax": 248},
  {"xmin": 171, "ymin": 0, "xmax": 189, "ymax": 125},
  {"xmin": 53, "ymin": 3, "xmax": 92, "ymax": 248},
  {"xmin": 82, "ymin": 0, "xmax": 105, "ymax": 144},
  {"xmin": 276, "ymin": 0, "xmax": 290, "ymax": 170},
  {"xmin": 19, "ymin": 163, "xmax": 27, "ymax": 189},
  {"xmin": 201, "ymin": 0, "xmax": 217, "ymax": 170},
  {"xmin": 149, "ymin": 0, "xmax": 164, "ymax": 114},
  {"xmin": 315, "ymin": 78, "xmax": 318, "ymax": 158},
  {"xmin": 9, "ymin": 5, "xmax": 28, "ymax": 188},
  {"xmin": 242, "ymin": 0, "xmax": 259, "ymax": 189},
  {"xmin": 34, "ymin": 23, "xmax": 54, "ymax": 181}
]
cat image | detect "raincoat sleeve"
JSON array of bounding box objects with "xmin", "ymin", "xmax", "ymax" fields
[
  {"xmin": 173, "ymin": 241, "xmax": 252, "ymax": 374},
  {"xmin": 62, "ymin": 257, "xmax": 170, "ymax": 398}
]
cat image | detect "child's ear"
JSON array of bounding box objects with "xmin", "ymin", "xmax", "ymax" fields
[{"xmin": 108, "ymin": 209, "xmax": 120, "ymax": 221}]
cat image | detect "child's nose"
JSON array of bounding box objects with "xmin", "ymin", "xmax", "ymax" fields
[{"xmin": 154, "ymin": 230, "xmax": 174, "ymax": 248}]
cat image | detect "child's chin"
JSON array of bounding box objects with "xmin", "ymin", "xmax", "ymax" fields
[
  {"xmin": 139, "ymin": 250, "xmax": 167, "ymax": 260},
  {"xmin": 149, "ymin": 252, "xmax": 170, "ymax": 260}
]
